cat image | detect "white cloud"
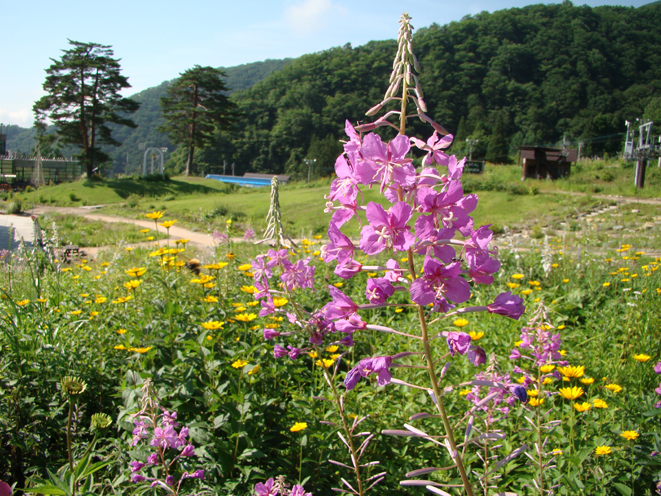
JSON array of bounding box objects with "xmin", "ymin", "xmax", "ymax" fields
[
  {"xmin": 0, "ymin": 107, "xmax": 34, "ymax": 128},
  {"xmin": 284, "ymin": 0, "xmax": 346, "ymax": 36}
]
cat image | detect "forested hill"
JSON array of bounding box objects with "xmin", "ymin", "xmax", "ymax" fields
[
  {"xmin": 203, "ymin": 1, "xmax": 661, "ymax": 178},
  {"xmin": 6, "ymin": 58, "xmax": 291, "ymax": 171},
  {"xmin": 8, "ymin": 2, "xmax": 661, "ymax": 177}
]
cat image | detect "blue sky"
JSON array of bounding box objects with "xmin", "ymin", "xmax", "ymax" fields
[{"xmin": 2, "ymin": 0, "xmax": 652, "ymax": 127}]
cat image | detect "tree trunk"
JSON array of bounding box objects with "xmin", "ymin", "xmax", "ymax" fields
[{"xmin": 185, "ymin": 146, "xmax": 195, "ymax": 176}]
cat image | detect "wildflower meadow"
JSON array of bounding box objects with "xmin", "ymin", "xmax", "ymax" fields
[{"xmin": 2, "ymin": 13, "xmax": 661, "ymax": 496}]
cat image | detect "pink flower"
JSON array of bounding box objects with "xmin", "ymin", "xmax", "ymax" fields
[
  {"xmin": 487, "ymin": 292, "xmax": 525, "ymax": 320},
  {"xmin": 322, "ymin": 286, "xmax": 358, "ymax": 320},
  {"xmin": 447, "ymin": 331, "xmax": 472, "ymax": 356},
  {"xmin": 409, "ymin": 258, "xmax": 470, "ymax": 305},
  {"xmin": 359, "ymin": 201, "xmax": 415, "ymax": 255},
  {"xmin": 365, "ymin": 277, "xmax": 395, "ymax": 304},
  {"xmin": 411, "ymin": 132, "xmax": 453, "ymax": 166},
  {"xmin": 355, "ymin": 133, "xmax": 416, "ymax": 192},
  {"xmin": 345, "ymin": 356, "xmax": 393, "ymax": 390}
]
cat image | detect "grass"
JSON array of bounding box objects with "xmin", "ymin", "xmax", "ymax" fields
[{"xmin": 39, "ymin": 212, "xmax": 168, "ymax": 247}]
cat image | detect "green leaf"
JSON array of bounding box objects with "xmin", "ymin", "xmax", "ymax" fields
[
  {"xmin": 23, "ymin": 486, "xmax": 67, "ymax": 495},
  {"xmin": 613, "ymin": 483, "xmax": 632, "ymax": 496}
]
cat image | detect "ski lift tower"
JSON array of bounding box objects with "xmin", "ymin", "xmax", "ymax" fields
[{"xmin": 623, "ymin": 119, "xmax": 658, "ymax": 189}]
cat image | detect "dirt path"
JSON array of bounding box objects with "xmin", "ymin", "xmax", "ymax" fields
[{"xmin": 543, "ymin": 189, "xmax": 661, "ymax": 206}]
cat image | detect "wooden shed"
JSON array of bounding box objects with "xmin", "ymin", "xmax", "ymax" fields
[{"xmin": 519, "ymin": 146, "xmax": 578, "ymax": 180}]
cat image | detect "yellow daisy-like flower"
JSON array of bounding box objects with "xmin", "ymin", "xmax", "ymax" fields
[
  {"xmin": 248, "ymin": 364, "xmax": 260, "ymax": 375},
  {"xmin": 204, "ymin": 263, "xmax": 228, "ymax": 270},
  {"xmin": 514, "ymin": 340, "xmax": 523, "ymax": 347},
  {"xmin": 459, "ymin": 389, "xmax": 471, "ymax": 396},
  {"xmin": 593, "ymin": 399, "xmax": 608, "ymax": 409},
  {"xmin": 468, "ymin": 331, "xmax": 484, "ymax": 340},
  {"xmin": 316, "ymin": 358, "xmax": 335, "ymax": 368},
  {"xmin": 574, "ymin": 402, "xmax": 591, "ymax": 412},
  {"xmin": 234, "ymin": 306, "xmax": 247, "ymax": 313},
  {"xmin": 605, "ymin": 384, "xmax": 622, "ymax": 393},
  {"xmin": 558, "ymin": 386, "xmax": 584, "ymax": 400},
  {"xmin": 511, "ymin": 274, "xmax": 525, "ymax": 280},
  {"xmin": 117, "ymin": 329, "xmax": 128, "ymax": 335},
  {"xmin": 527, "ymin": 389, "xmax": 539, "ymax": 397},
  {"xmin": 126, "ymin": 267, "xmax": 147, "ymax": 278},
  {"xmin": 529, "ymin": 280, "xmax": 541, "ymax": 286},
  {"xmin": 557, "ymin": 365, "xmax": 585, "ymax": 379},
  {"xmin": 580, "ymin": 378, "xmax": 595, "ymax": 385},
  {"xmin": 71, "ymin": 310, "xmax": 83, "ymax": 315},
  {"xmin": 89, "ymin": 311, "xmax": 99, "ymax": 317},
  {"xmin": 603, "ymin": 282, "xmax": 611, "ymax": 287},
  {"xmin": 235, "ymin": 313, "xmax": 257, "ymax": 322},
  {"xmin": 529, "ymin": 397, "xmax": 545, "ymax": 407},
  {"xmin": 246, "ymin": 301, "xmax": 259, "ymax": 307},
  {"xmin": 551, "ymin": 448, "xmax": 563, "ymax": 456},
  {"xmin": 95, "ymin": 297, "xmax": 107, "ymax": 304},
  {"xmin": 203, "ymin": 295, "xmax": 219, "ymax": 303},
  {"xmin": 237, "ymin": 264, "xmax": 252, "ymax": 271},
  {"xmin": 557, "ymin": 324, "xmax": 566, "ymax": 330},
  {"xmin": 124, "ymin": 280, "xmax": 142, "ymax": 290},
  {"xmin": 395, "ymin": 308, "xmax": 404, "ymax": 313},
  {"xmin": 326, "ymin": 345, "xmax": 339, "ymax": 353},
  {"xmin": 16, "ymin": 299, "xmax": 30, "ymax": 306},
  {"xmin": 308, "ymin": 351, "xmax": 318, "ymax": 358},
  {"xmin": 273, "ymin": 297, "xmax": 288, "ymax": 308},
  {"xmin": 506, "ymin": 282, "xmax": 520, "ymax": 289},
  {"xmin": 540, "ymin": 364, "xmax": 555, "ymax": 373},
  {"xmin": 149, "ymin": 247, "xmax": 168, "ymax": 257},
  {"xmin": 333, "ymin": 282, "xmax": 343, "ymax": 288},
  {"xmin": 290, "ymin": 422, "xmax": 308, "ymax": 432},
  {"xmin": 145, "ymin": 211, "xmax": 164, "ymax": 220},
  {"xmin": 37, "ymin": 298, "xmax": 47, "ymax": 303},
  {"xmin": 520, "ymin": 289, "xmax": 533, "ymax": 296},
  {"xmin": 562, "ymin": 278, "xmax": 569, "ymax": 283},
  {"xmin": 452, "ymin": 318, "xmax": 469, "ymax": 327},
  {"xmin": 621, "ymin": 431, "xmax": 639, "ymax": 441},
  {"xmin": 114, "ymin": 344, "xmax": 126, "ymax": 350},
  {"xmin": 240, "ymin": 285, "xmax": 257, "ymax": 294},
  {"xmin": 201, "ymin": 321, "xmax": 225, "ymax": 330},
  {"xmin": 232, "ymin": 359, "xmax": 249, "ymax": 369},
  {"xmin": 225, "ymin": 252, "xmax": 236, "ymax": 261},
  {"xmin": 139, "ymin": 229, "xmax": 150, "ymax": 234},
  {"xmin": 130, "ymin": 347, "xmax": 153, "ymax": 354},
  {"xmin": 159, "ymin": 220, "xmax": 177, "ymax": 229},
  {"xmin": 633, "ymin": 354, "xmax": 651, "ymax": 362},
  {"xmin": 595, "ymin": 446, "xmax": 611, "ymax": 456}
]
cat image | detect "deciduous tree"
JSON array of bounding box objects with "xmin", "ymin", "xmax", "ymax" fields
[{"xmin": 33, "ymin": 40, "xmax": 139, "ymax": 178}]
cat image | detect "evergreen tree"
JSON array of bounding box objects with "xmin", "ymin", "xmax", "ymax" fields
[
  {"xmin": 33, "ymin": 40, "xmax": 139, "ymax": 178},
  {"xmin": 159, "ymin": 66, "xmax": 237, "ymax": 176},
  {"xmin": 486, "ymin": 112, "xmax": 508, "ymax": 164}
]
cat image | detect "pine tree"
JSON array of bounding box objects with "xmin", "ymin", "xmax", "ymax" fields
[
  {"xmin": 486, "ymin": 112, "xmax": 508, "ymax": 164},
  {"xmin": 33, "ymin": 40, "xmax": 139, "ymax": 178},
  {"xmin": 159, "ymin": 66, "xmax": 237, "ymax": 176}
]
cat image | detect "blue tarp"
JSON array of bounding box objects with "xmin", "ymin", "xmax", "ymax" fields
[{"xmin": 205, "ymin": 175, "xmax": 271, "ymax": 187}]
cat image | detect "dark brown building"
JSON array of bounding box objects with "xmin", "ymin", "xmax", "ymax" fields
[{"xmin": 519, "ymin": 146, "xmax": 578, "ymax": 180}]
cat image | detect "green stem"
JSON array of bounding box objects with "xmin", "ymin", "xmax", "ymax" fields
[
  {"xmin": 298, "ymin": 436, "xmax": 303, "ymax": 484},
  {"xmin": 67, "ymin": 398, "xmax": 74, "ymax": 473}
]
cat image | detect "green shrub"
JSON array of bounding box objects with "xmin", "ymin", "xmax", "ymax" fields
[
  {"xmin": 126, "ymin": 194, "xmax": 141, "ymax": 208},
  {"xmin": 7, "ymin": 199, "xmax": 22, "ymax": 214},
  {"xmin": 68, "ymin": 192, "xmax": 79, "ymax": 202}
]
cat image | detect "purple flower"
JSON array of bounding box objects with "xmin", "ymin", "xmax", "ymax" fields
[
  {"xmin": 345, "ymin": 356, "xmax": 393, "ymax": 390},
  {"xmin": 288, "ymin": 346, "xmax": 301, "ymax": 360},
  {"xmin": 655, "ymin": 362, "xmax": 661, "ymax": 374},
  {"xmin": 365, "ymin": 277, "xmax": 395, "ymax": 304},
  {"xmin": 487, "ymin": 292, "xmax": 525, "ymax": 320},
  {"xmin": 411, "ymin": 132, "xmax": 453, "ymax": 166},
  {"xmin": 181, "ymin": 444, "xmax": 195, "ymax": 457},
  {"xmin": 280, "ymin": 258, "xmax": 315, "ymax": 291},
  {"xmin": 263, "ymin": 329, "xmax": 280, "ymax": 340},
  {"xmin": 511, "ymin": 386, "xmax": 528, "ymax": 404},
  {"xmin": 251, "ymin": 255, "xmax": 272, "ymax": 283},
  {"xmin": 161, "ymin": 410, "xmax": 179, "ymax": 427},
  {"xmin": 165, "ymin": 476, "xmax": 175, "ymax": 487},
  {"xmin": 355, "ymin": 133, "xmax": 416, "ymax": 192},
  {"xmin": 655, "ymin": 383, "xmax": 661, "ymax": 396},
  {"xmin": 334, "ymin": 258, "xmax": 362, "ymax": 280},
  {"xmin": 322, "ymin": 286, "xmax": 358, "ymax": 320},
  {"xmin": 147, "ymin": 453, "xmax": 158, "ymax": 465},
  {"xmin": 447, "ymin": 332, "xmax": 472, "ymax": 356},
  {"xmin": 290, "ymin": 485, "xmax": 313, "ymax": 496},
  {"xmin": 189, "ymin": 469, "xmax": 204, "ymax": 480},
  {"xmin": 213, "ymin": 230, "xmax": 229, "ymax": 244},
  {"xmin": 467, "ymin": 345, "xmax": 487, "ymax": 366},
  {"xmin": 131, "ymin": 474, "xmax": 146, "ymax": 483},
  {"xmin": 255, "ymin": 478, "xmax": 279, "ymax": 496},
  {"xmin": 244, "ymin": 227, "xmax": 255, "ymax": 241},
  {"xmin": 274, "ymin": 345, "xmax": 288, "ymax": 358},
  {"xmin": 328, "ymin": 154, "xmax": 360, "ymax": 205},
  {"xmin": 409, "ymin": 258, "xmax": 470, "ymax": 305},
  {"xmin": 266, "ymin": 248, "xmax": 290, "ymax": 269},
  {"xmin": 150, "ymin": 426, "xmax": 178, "ymax": 449},
  {"xmin": 359, "ymin": 201, "xmax": 415, "ymax": 255},
  {"xmin": 130, "ymin": 461, "xmax": 145, "ymax": 473},
  {"xmin": 339, "ymin": 335, "xmax": 354, "ymax": 347},
  {"xmin": 322, "ymin": 223, "xmax": 356, "ymax": 263},
  {"xmin": 335, "ymin": 314, "xmax": 367, "ymax": 334},
  {"xmin": 509, "ymin": 348, "xmax": 522, "ymax": 360}
]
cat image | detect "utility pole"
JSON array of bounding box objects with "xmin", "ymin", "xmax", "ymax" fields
[
  {"xmin": 223, "ymin": 160, "xmax": 226, "ymax": 175},
  {"xmin": 466, "ymin": 139, "xmax": 479, "ymax": 161},
  {"xmin": 304, "ymin": 158, "xmax": 317, "ymax": 182},
  {"xmin": 231, "ymin": 163, "xmax": 235, "ymax": 176},
  {"xmin": 578, "ymin": 142, "xmax": 584, "ymax": 162}
]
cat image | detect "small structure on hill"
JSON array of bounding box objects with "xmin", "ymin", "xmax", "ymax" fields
[
  {"xmin": 205, "ymin": 173, "xmax": 290, "ymax": 188},
  {"xmin": 518, "ymin": 146, "xmax": 578, "ymax": 180}
]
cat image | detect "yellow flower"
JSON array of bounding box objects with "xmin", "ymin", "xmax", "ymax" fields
[
  {"xmin": 205, "ymin": 263, "xmax": 228, "ymax": 270},
  {"xmin": 201, "ymin": 321, "xmax": 225, "ymax": 330},
  {"xmin": 557, "ymin": 365, "xmax": 585, "ymax": 379},
  {"xmin": 557, "ymin": 324, "xmax": 565, "ymax": 330},
  {"xmin": 149, "ymin": 247, "xmax": 168, "ymax": 257},
  {"xmin": 237, "ymin": 264, "xmax": 252, "ymax": 271},
  {"xmin": 506, "ymin": 282, "xmax": 520, "ymax": 289},
  {"xmin": 621, "ymin": 431, "xmax": 639, "ymax": 441},
  {"xmin": 459, "ymin": 389, "xmax": 471, "ymax": 396},
  {"xmin": 558, "ymin": 350, "xmax": 567, "ymax": 356},
  {"xmin": 326, "ymin": 345, "xmax": 339, "ymax": 353},
  {"xmin": 308, "ymin": 351, "xmax": 318, "ymax": 358},
  {"xmin": 232, "ymin": 359, "xmax": 249, "ymax": 369},
  {"xmin": 394, "ymin": 308, "xmax": 403, "ymax": 313},
  {"xmin": 602, "ymin": 282, "xmax": 611, "ymax": 287},
  {"xmin": 633, "ymin": 354, "xmax": 651, "ymax": 362},
  {"xmin": 16, "ymin": 299, "xmax": 30, "ymax": 306},
  {"xmin": 539, "ymin": 364, "xmax": 555, "ymax": 373},
  {"xmin": 61, "ymin": 268, "xmax": 72, "ymax": 272},
  {"xmin": 517, "ymin": 376, "xmax": 526, "ymax": 384},
  {"xmin": 514, "ymin": 340, "xmax": 523, "ymax": 347},
  {"xmin": 593, "ymin": 399, "xmax": 608, "ymax": 409},
  {"xmin": 225, "ymin": 252, "xmax": 236, "ymax": 260},
  {"xmin": 95, "ymin": 297, "xmax": 107, "ymax": 304},
  {"xmin": 562, "ymin": 278, "xmax": 569, "ymax": 283},
  {"xmin": 246, "ymin": 301, "xmax": 259, "ymax": 307},
  {"xmin": 240, "ymin": 285, "xmax": 257, "ymax": 294},
  {"xmin": 529, "ymin": 397, "xmax": 545, "ymax": 407},
  {"xmin": 520, "ymin": 289, "xmax": 533, "ymax": 296},
  {"xmin": 551, "ymin": 448, "xmax": 563, "ymax": 456},
  {"xmin": 126, "ymin": 267, "xmax": 147, "ymax": 278},
  {"xmin": 159, "ymin": 220, "xmax": 177, "ymax": 229},
  {"xmin": 273, "ymin": 297, "xmax": 288, "ymax": 308},
  {"xmin": 512, "ymin": 274, "xmax": 525, "ymax": 280},
  {"xmin": 139, "ymin": 229, "xmax": 150, "ymax": 234},
  {"xmin": 248, "ymin": 364, "xmax": 260, "ymax": 375},
  {"xmin": 452, "ymin": 318, "xmax": 469, "ymax": 327},
  {"xmin": 574, "ymin": 402, "xmax": 591, "ymax": 412},
  {"xmin": 37, "ymin": 298, "xmax": 47, "ymax": 303},
  {"xmin": 130, "ymin": 346, "xmax": 153, "ymax": 354},
  {"xmin": 114, "ymin": 344, "xmax": 126, "ymax": 350},
  {"xmin": 145, "ymin": 211, "xmax": 164, "ymax": 220},
  {"xmin": 595, "ymin": 446, "xmax": 612, "ymax": 456},
  {"xmin": 233, "ymin": 306, "xmax": 247, "ymax": 313},
  {"xmin": 551, "ymin": 263, "xmax": 558, "ymax": 268},
  {"xmin": 333, "ymin": 282, "xmax": 343, "ymax": 288},
  {"xmin": 529, "ymin": 280, "xmax": 541, "ymax": 286},
  {"xmin": 528, "ymin": 389, "xmax": 539, "ymax": 397},
  {"xmin": 235, "ymin": 313, "xmax": 257, "ymax": 322},
  {"xmin": 117, "ymin": 329, "xmax": 127, "ymax": 335},
  {"xmin": 124, "ymin": 280, "xmax": 142, "ymax": 290},
  {"xmin": 468, "ymin": 331, "xmax": 484, "ymax": 340},
  {"xmin": 203, "ymin": 295, "xmax": 219, "ymax": 303},
  {"xmin": 290, "ymin": 422, "xmax": 308, "ymax": 432},
  {"xmin": 580, "ymin": 378, "xmax": 595, "ymax": 385},
  {"xmin": 558, "ymin": 387, "xmax": 584, "ymax": 400},
  {"xmin": 605, "ymin": 384, "xmax": 622, "ymax": 393},
  {"xmin": 71, "ymin": 310, "xmax": 83, "ymax": 315}
]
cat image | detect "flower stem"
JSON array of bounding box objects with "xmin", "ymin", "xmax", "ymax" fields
[{"xmin": 67, "ymin": 397, "xmax": 74, "ymax": 473}]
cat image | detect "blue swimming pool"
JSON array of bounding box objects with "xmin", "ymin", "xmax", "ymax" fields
[{"xmin": 205, "ymin": 175, "xmax": 271, "ymax": 187}]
